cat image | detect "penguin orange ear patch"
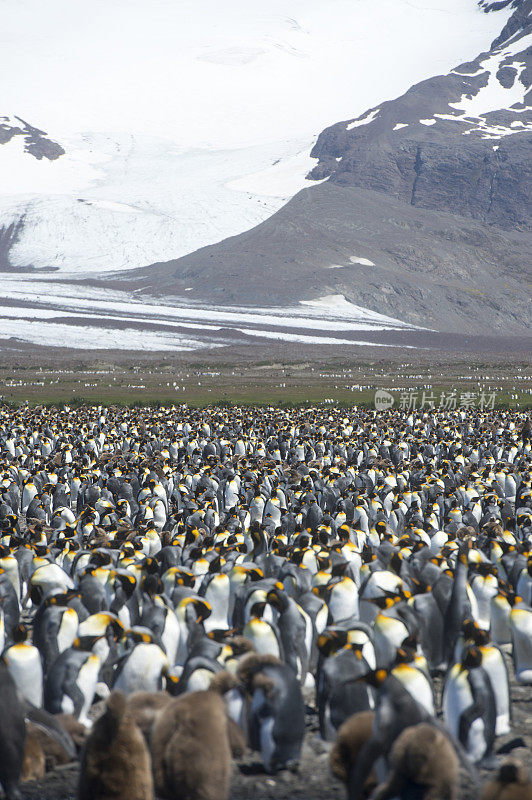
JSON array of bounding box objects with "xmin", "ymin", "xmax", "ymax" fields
[{"xmin": 376, "ymin": 669, "xmax": 387, "ymax": 684}]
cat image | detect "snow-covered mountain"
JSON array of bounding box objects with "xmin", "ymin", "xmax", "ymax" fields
[
  {"xmin": 0, "ymin": 0, "xmax": 513, "ymax": 273},
  {"xmin": 0, "ymin": 0, "xmax": 529, "ymax": 350},
  {"xmin": 125, "ymin": 0, "xmax": 531, "ymax": 336}
]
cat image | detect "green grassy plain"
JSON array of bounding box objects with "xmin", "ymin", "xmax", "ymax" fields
[{"xmin": 1, "ymin": 355, "xmax": 530, "ymax": 409}]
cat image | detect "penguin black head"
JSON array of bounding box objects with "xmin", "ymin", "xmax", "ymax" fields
[
  {"xmin": 460, "ymin": 645, "xmax": 483, "ymax": 672},
  {"xmin": 12, "ymin": 623, "xmax": 28, "ymax": 644},
  {"xmin": 164, "ymin": 670, "xmax": 181, "ymax": 696},
  {"xmin": 369, "ymin": 595, "xmax": 397, "ymax": 610},
  {"xmin": 360, "ymin": 668, "xmax": 389, "ymax": 688},
  {"xmin": 141, "ymin": 573, "xmax": 164, "ymax": 597},
  {"xmin": 394, "ymin": 646, "xmax": 415, "ymax": 666},
  {"xmin": 317, "ymin": 629, "xmax": 348, "ymax": 657},
  {"xmin": 249, "ymin": 601, "xmax": 267, "ymax": 619}
]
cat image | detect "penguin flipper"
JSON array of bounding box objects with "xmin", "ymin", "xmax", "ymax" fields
[
  {"xmin": 457, "ymin": 702, "xmax": 485, "ymax": 753},
  {"xmin": 62, "ymin": 667, "xmax": 86, "ymax": 718},
  {"xmin": 23, "ymin": 702, "xmax": 77, "ymax": 760}
]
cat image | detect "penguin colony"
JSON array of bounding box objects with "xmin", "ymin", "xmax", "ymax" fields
[{"xmin": 0, "ymin": 402, "xmax": 530, "ymax": 800}]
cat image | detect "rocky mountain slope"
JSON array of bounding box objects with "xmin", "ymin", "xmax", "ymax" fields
[{"xmin": 129, "ymin": 0, "xmax": 531, "ymax": 335}]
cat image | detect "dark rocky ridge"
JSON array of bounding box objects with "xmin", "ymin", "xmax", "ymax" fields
[
  {"xmin": 0, "ymin": 116, "xmax": 64, "ymax": 160},
  {"xmin": 128, "ymin": 0, "xmax": 531, "ymax": 335},
  {"xmin": 123, "ymin": 183, "xmax": 530, "ymax": 335},
  {"xmin": 307, "ymin": 3, "xmax": 532, "ymax": 231}
]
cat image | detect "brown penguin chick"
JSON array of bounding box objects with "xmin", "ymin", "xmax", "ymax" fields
[
  {"xmin": 25, "ymin": 721, "xmax": 73, "ymax": 771},
  {"xmin": 235, "ymin": 652, "xmax": 281, "ymax": 690},
  {"xmin": 126, "ymin": 691, "xmax": 173, "ymax": 744},
  {"xmin": 56, "ymin": 713, "xmax": 88, "ymax": 751},
  {"xmin": 480, "ymin": 760, "xmax": 532, "ymax": 800},
  {"xmin": 224, "ymin": 635, "xmax": 256, "ymax": 658},
  {"xmin": 79, "ymin": 690, "xmax": 154, "ymax": 800},
  {"xmin": 21, "ymin": 727, "xmax": 46, "ymax": 782},
  {"xmin": 330, "ymin": 711, "xmax": 377, "ymax": 798},
  {"xmin": 371, "ymin": 722, "xmax": 459, "ymax": 800},
  {"xmin": 150, "ymin": 690, "xmax": 232, "ymax": 800}
]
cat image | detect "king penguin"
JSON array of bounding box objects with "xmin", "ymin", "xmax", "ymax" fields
[
  {"xmin": 237, "ymin": 652, "xmax": 305, "ymax": 774},
  {"xmin": 3, "ymin": 623, "xmax": 43, "ymax": 708},
  {"xmin": 510, "ymin": 597, "xmax": 532, "ymax": 684},
  {"xmin": 44, "ymin": 640, "xmax": 101, "ymax": 727},
  {"xmin": 442, "ymin": 644, "xmax": 496, "ymax": 764}
]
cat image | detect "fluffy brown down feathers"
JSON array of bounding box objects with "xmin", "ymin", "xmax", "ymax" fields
[
  {"xmin": 79, "ymin": 690, "xmax": 154, "ymax": 800},
  {"xmin": 150, "ymin": 690, "xmax": 232, "ymax": 800}
]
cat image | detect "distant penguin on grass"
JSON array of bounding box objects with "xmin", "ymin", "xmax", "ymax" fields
[
  {"xmin": 150, "ymin": 690, "xmax": 232, "ymax": 800},
  {"xmin": 79, "ymin": 690, "xmax": 154, "ymax": 800}
]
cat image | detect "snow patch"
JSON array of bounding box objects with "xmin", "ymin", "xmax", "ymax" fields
[
  {"xmin": 0, "ymin": 319, "xmax": 219, "ymax": 352},
  {"xmin": 392, "ymin": 123, "xmax": 409, "ymax": 131},
  {"xmin": 299, "ymin": 294, "xmax": 405, "ymax": 326},
  {"xmin": 448, "ymin": 34, "xmax": 531, "ymax": 123},
  {"xmin": 346, "ymin": 108, "xmax": 380, "ymax": 131},
  {"xmin": 0, "ymin": 277, "xmax": 421, "ymax": 350},
  {"xmin": 349, "ymin": 256, "xmax": 375, "ymax": 266}
]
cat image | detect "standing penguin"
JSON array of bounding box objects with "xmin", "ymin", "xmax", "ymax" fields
[
  {"xmin": 79, "ymin": 690, "xmax": 154, "ymax": 800},
  {"xmin": 442, "ymin": 645, "xmax": 496, "ymax": 765},
  {"xmin": 237, "ymin": 653, "xmax": 305, "ymax": 774},
  {"xmin": 0, "ymin": 659, "xmax": 26, "ymax": 800},
  {"xmin": 316, "ymin": 631, "xmax": 375, "ymax": 741},
  {"xmin": 442, "ymin": 542, "xmax": 477, "ymax": 668},
  {"xmin": 266, "ymin": 585, "xmax": 310, "ymax": 682},
  {"xmin": 510, "ymin": 598, "xmax": 532, "ymax": 684},
  {"xmin": 390, "ymin": 646, "xmax": 435, "ymax": 717},
  {"xmin": 32, "ymin": 593, "xmax": 80, "ymax": 675},
  {"xmin": 475, "ymin": 629, "xmax": 512, "ymax": 736},
  {"xmin": 3, "ymin": 624, "xmax": 43, "ymax": 708},
  {"xmin": 113, "ymin": 630, "xmax": 169, "ymax": 696},
  {"xmin": 44, "ymin": 642, "xmax": 101, "ymax": 727},
  {"xmin": 345, "ymin": 668, "xmax": 431, "ymax": 800}
]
